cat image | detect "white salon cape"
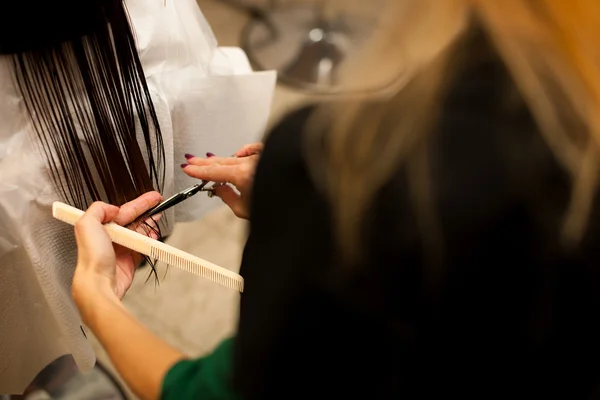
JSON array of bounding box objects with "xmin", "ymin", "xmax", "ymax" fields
[{"xmin": 0, "ymin": 0, "xmax": 276, "ymax": 393}]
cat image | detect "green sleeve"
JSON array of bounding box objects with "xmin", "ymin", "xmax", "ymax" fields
[{"xmin": 161, "ymin": 337, "xmax": 240, "ymax": 400}]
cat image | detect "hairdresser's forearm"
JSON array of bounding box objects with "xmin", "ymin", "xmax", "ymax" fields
[{"xmin": 83, "ymin": 291, "xmax": 185, "ymax": 400}]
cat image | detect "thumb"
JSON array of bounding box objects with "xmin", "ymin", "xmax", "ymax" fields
[
  {"xmin": 75, "ymin": 202, "xmax": 120, "ymax": 242},
  {"xmin": 214, "ymin": 184, "xmax": 246, "ymax": 218}
]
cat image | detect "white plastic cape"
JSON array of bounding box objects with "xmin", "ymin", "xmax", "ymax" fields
[{"xmin": 0, "ymin": 0, "xmax": 276, "ymax": 393}]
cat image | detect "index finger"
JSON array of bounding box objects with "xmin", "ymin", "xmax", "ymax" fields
[
  {"xmin": 113, "ymin": 191, "xmax": 163, "ymax": 226},
  {"xmin": 182, "ymin": 164, "xmax": 244, "ymax": 187},
  {"xmin": 187, "ymin": 155, "xmax": 248, "ymax": 167}
]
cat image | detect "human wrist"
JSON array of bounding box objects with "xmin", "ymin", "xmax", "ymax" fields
[{"xmin": 72, "ymin": 271, "xmax": 121, "ymax": 327}]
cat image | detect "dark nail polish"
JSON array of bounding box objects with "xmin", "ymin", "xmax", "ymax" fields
[
  {"xmin": 180, "ymin": 163, "xmax": 188, "ymax": 168},
  {"xmin": 184, "ymin": 153, "xmax": 194, "ymax": 159},
  {"xmin": 206, "ymin": 152, "xmax": 215, "ymax": 157}
]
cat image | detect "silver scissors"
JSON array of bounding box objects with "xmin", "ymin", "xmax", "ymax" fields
[
  {"xmin": 137, "ymin": 181, "xmax": 214, "ymax": 221},
  {"xmin": 137, "ymin": 151, "xmax": 242, "ymax": 221}
]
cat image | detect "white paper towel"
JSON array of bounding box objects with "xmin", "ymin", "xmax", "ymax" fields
[{"xmin": 0, "ymin": 0, "xmax": 276, "ymax": 393}]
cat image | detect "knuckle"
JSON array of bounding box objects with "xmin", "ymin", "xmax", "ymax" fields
[
  {"xmin": 190, "ymin": 158, "xmax": 210, "ymax": 166},
  {"xmin": 74, "ymin": 217, "xmax": 87, "ymax": 233},
  {"xmin": 187, "ymin": 166, "xmax": 204, "ymax": 178},
  {"xmin": 239, "ymin": 162, "xmax": 251, "ymax": 175},
  {"xmin": 205, "ymin": 165, "xmax": 219, "ymax": 179}
]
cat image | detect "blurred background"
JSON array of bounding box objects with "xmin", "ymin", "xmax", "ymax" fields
[{"xmin": 9, "ymin": 0, "xmax": 392, "ymax": 398}]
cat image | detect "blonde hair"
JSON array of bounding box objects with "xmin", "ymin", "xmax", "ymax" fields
[{"xmin": 308, "ymin": 0, "xmax": 600, "ymax": 264}]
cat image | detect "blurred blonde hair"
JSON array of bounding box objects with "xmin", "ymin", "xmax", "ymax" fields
[{"xmin": 308, "ymin": 0, "xmax": 600, "ymax": 264}]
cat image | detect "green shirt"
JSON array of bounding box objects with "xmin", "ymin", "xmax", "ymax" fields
[{"xmin": 161, "ymin": 338, "xmax": 240, "ymax": 400}]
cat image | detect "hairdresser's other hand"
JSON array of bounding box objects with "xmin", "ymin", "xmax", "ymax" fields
[
  {"xmin": 72, "ymin": 192, "xmax": 162, "ymax": 318},
  {"xmin": 182, "ymin": 143, "xmax": 263, "ymax": 219}
]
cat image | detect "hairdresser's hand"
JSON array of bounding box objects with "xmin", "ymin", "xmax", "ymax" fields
[
  {"xmin": 72, "ymin": 192, "xmax": 162, "ymax": 318},
  {"xmin": 182, "ymin": 143, "xmax": 263, "ymax": 219}
]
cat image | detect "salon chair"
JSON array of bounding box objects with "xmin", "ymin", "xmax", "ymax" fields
[
  {"xmin": 231, "ymin": 0, "xmax": 385, "ymax": 94},
  {"xmin": 8, "ymin": 356, "xmax": 128, "ymax": 400}
]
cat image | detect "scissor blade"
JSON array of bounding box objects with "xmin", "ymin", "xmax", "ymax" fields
[{"xmin": 137, "ymin": 181, "xmax": 211, "ymax": 222}]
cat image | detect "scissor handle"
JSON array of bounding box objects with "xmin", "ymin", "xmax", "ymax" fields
[{"xmin": 137, "ymin": 181, "xmax": 211, "ymax": 221}]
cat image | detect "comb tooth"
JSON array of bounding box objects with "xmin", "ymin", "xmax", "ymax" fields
[{"xmin": 148, "ymin": 244, "xmax": 243, "ymax": 292}]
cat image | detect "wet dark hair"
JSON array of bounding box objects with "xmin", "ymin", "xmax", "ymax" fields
[
  {"xmin": 1, "ymin": 0, "xmax": 165, "ymax": 276},
  {"xmin": 0, "ymin": 0, "xmax": 165, "ymax": 210}
]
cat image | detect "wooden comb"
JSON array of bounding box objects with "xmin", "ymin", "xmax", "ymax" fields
[{"xmin": 52, "ymin": 201, "xmax": 244, "ymax": 293}]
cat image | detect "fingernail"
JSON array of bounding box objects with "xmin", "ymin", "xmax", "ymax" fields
[
  {"xmin": 180, "ymin": 163, "xmax": 188, "ymax": 168},
  {"xmin": 184, "ymin": 153, "xmax": 194, "ymax": 159},
  {"xmin": 206, "ymin": 152, "xmax": 215, "ymax": 158}
]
